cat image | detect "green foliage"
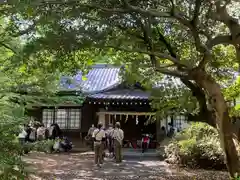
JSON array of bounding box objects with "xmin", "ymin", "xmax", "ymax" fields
[
  {"xmin": 2, "ymin": 0, "xmax": 238, "ymax": 123},
  {"xmin": 32, "ymin": 140, "xmax": 55, "ymax": 153},
  {"xmin": 233, "ymin": 174, "xmax": 240, "ymax": 180},
  {"xmin": 25, "ymin": 95, "xmax": 85, "ymax": 108},
  {"xmin": 165, "ymin": 122, "xmax": 225, "ymax": 169},
  {"xmin": 0, "ymin": 19, "xmax": 78, "ymax": 179},
  {"xmin": 0, "ymin": 97, "xmax": 27, "ymax": 180},
  {"xmin": 24, "ymin": 140, "xmax": 56, "ymax": 153},
  {"xmin": 0, "ymin": 0, "xmax": 239, "ymax": 177},
  {"xmin": 48, "ymin": 95, "xmax": 85, "ymax": 106},
  {"xmin": 224, "ymin": 77, "xmax": 240, "ymax": 117}
]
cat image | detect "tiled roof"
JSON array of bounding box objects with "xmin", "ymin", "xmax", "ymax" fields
[
  {"xmin": 60, "ymin": 64, "xmax": 122, "ymax": 94},
  {"xmin": 59, "ymin": 64, "xmax": 183, "ymax": 95},
  {"xmin": 88, "ymin": 89, "xmax": 150, "ymax": 100}
]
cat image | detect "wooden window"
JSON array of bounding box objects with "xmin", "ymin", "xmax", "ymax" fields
[
  {"xmin": 42, "ymin": 109, "xmax": 54, "ymax": 128},
  {"xmin": 55, "ymin": 109, "xmax": 68, "ymax": 129},
  {"xmin": 68, "ymin": 109, "xmax": 81, "ymax": 129},
  {"xmin": 109, "ymin": 115, "xmax": 116, "ymax": 125},
  {"xmin": 42, "ymin": 108, "xmax": 81, "ymax": 130}
]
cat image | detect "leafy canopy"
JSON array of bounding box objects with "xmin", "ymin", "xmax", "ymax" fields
[{"xmin": 1, "ymin": 0, "xmax": 239, "ymax": 119}]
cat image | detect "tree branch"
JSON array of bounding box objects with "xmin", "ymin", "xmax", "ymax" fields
[
  {"xmin": 207, "ymin": 35, "xmax": 235, "ymax": 49},
  {"xmin": 133, "ymin": 15, "xmax": 158, "ymax": 68},
  {"xmin": 105, "ymin": 45, "xmax": 188, "ymax": 67},
  {"xmin": 171, "ymin": 2, "xmax": 207, "ymax": 59},
  {"xmin": 155, "ymin": 27, "xmax": 191, "ymax": 72},
  {"xmin": 121, "ymin": 0, "xmax": 171, "ymax": 17},
  {"xmin": 214, "ymin": 1, "xmax": 240, "ymax": 42},
  {"xmin": 197, "ymin": 52, "xmax": 211, "ymax": 70},
  {"xmin": 130, "ymin": 14, "xmax": 190, "ymax": 78},
  {"xmin": 155, "ymin": 68, "xmax": 188, "ymax": 78},
  {"xmin": 198, "ymin": 34, "xmax": 240, "ymax": 69},
  {"xmin": 154, "ymin": 25, "xmax": 215, "ymax": 126},
  {"xmin": 181, "ymin": 78, "xmax": 216, "ymax": 127},
  {"xmin": 0, "ymin": 42, "xmax": 16, "ymax": 53},
  {"xmin": 235, "ymin": 45, "xmax": 240, "ymax": 72},
  {"xmin": 191, "ymin": 0, "xmax": 202, "ymax": 26},
  {"xmin": 156, "ymin": 27, "xmax": 177, "ymax": 59},
  {"xmin": 36, "ymin": 1, "xmax": 131, "ymax": 14}
]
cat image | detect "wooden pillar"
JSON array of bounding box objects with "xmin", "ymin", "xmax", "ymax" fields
[
  {"xmin": 98, "ymin": 109, "xmax": 106, "ymax": 128},
  {"xmin": 105, "ymin": 114, "xmax": 109, "ymax": 127}
]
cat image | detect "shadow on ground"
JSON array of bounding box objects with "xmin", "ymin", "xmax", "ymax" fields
[{"xmin": 23, "ymin": 152, "xmax": 229, "ymax": 180}]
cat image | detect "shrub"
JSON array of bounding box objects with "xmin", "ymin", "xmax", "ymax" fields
[
  {"xmin": 23, "ymin": 139, "xmax": 56, "ymax": 153},
  {"xmin": 164, "ymin": 122, "xmax": 226, "ymax": 169},
  {"xmin": 233, "ymin": 174, "xmax": 240, "ymax": 180},
  {"xmin": 0, "ymin": 103, "xmax": 27, "ymax": 179},
  {"xmin": 32, "ymin": 139, "xmax": 56, "ymax": 153}
]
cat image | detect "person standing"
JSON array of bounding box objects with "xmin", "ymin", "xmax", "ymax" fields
[
  {"xmin": 18, "ymin": 124, "xmax": 27, "ymax": 146},
  {"xmin": 49, "ymin": 123, "xmax": 63, "ymax": 140},
  {"xmin": 88, "ymin": 124, "xmax": 96, "ymax": 136},
  {"xmin": 37, "ymin": 123, "xmax": 46, "ymax": 141},
  {"xmin": 167, "ymin": 123, "xmax": 175, "ymax": 137},
  {"xmin": 87, "ymin": 124, "xmax": 96, "ymax": 151},
  {"xmin": 106, "ymin": 124, "xmax": 114, "ymax": 157},
  {"xmin": 92, "ymin": 123, "xmax": 106, "ymax": 167},
  {"xmin": 28, "ymin": 125, "xmax": 37, "ymax": 142},
  {"xmin": 113, "ymin": 122, "xmax": 124, "ymax": 163},
  {"xmin": 18, "ymin": 124, "xmax": 29, "ymax": 154}
]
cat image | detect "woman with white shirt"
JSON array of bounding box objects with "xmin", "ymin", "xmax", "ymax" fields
[
  {"xmin": 37, "ymin": 124, "xmax": 46, "ymax": 140},
  {"xmin": 18, "ymin": 125, "xmax": 27, "ymax": 146}
]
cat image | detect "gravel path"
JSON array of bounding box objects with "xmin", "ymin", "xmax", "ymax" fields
[{"xmin": 23, "ymin": 152, "xmax": 230, "ymax": 180}]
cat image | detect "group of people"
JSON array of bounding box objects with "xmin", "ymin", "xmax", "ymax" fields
[
  {"xmin": 87, "ymin": 122, "xmax": 124, "ymax": 167},
  {"xmin": 18, "ymin": 121, "xmax": 72, "ymax": 153},
  {"xmin": 18, "ymin": 121, "xmax": 49, "ymax": 145}
]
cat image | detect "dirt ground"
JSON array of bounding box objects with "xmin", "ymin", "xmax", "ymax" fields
[{"xmin": 23, "ymin": 151, "xmax": 230, "ymax": 180}]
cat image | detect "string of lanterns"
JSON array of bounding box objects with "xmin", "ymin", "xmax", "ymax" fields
[
  {"xmin": 97, "ymin": 111, "xmax": 155, "ymax": 116},
  {"xmin": 97, "ymin": 111, "xmax": 156, "ymax": 125},
  {"xmin": 105, "ymin": 113, "xmax": 155, "ymax": 125}
]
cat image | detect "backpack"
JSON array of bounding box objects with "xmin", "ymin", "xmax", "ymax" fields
[{"xmin": 108, "ymin": 129, "xmax": 114, "ymax": 139}]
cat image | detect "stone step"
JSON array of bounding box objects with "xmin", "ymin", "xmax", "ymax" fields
[
  {"xmin": 123, "ymin": 148, "xmax": 159, "ymax": 158},
  {"xmin": 72, "ymin": 148, "xmax": 160, "ymax": 159},
  {"xmin": 123, "ymin": 152, "xmax": 159, "ymax": 157},
  {"xmin": 123, "ymin": 148, "xmax": 156, "ymax": 152}
]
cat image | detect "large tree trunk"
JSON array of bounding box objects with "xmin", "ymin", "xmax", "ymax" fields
[
  {"xmin": 180, "ymin": 78, "xmax": 216, "ymax": 127},
  {"xmin": 191, "ymin": 69, "xmax": 240, "ymax": 178}
]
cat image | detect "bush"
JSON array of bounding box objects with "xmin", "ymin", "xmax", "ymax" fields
[
  {"xmin": 0, "ymin": 103, "xmax": 27, "ymax": 180},
  {"xmin": 23, "ymin": 139, "xmax": 56, "ymax": 153},
  {"xmin": 164, "ymin": 122, "xmax": 226, "ymax": 169},
  {"xmin": 32, "ymin": 139, "xmax": 56, "ymax": 153}
]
